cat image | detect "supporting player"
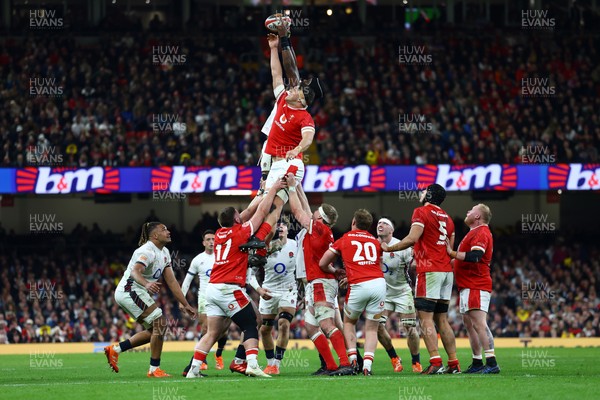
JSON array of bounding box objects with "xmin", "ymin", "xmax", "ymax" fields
[
  {"xmin": 259, "ymin": 221, "xmax": 298, "ymax": 375},
  {"xmin": 105, "ymin": 222, "xmax": 197, "ymax": 377},
  {"xmin": 447, "ymin": 204, "xmax": 499, "ymax": 374},
  {"xmin": 319, "ymin": 209, "xmax": 385, "ymax": 376},
  {"xmin": 376, "ymin": 218, "xmax": 422, "ymax": 373},
  {"xmin": 186, "ymin": 179, "xmax": 285, "ymax": 378},
  {"xmin": 381, "ymin": 184, "xmax": 461, "ymax": 374},
  {"xmin": 285, "ymin": 173, "xmax": 353, "ymax": 376},
  {"xmin": 180, "ymin": 230, "xmax": 229, "ymax": 374}
]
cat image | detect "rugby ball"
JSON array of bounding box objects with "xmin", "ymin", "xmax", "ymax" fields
[{"xmin": 265, "ymin": 13, "xmax": 292, "ymax": 34}]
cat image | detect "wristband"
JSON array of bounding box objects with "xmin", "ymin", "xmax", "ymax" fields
[
  {"xmin": 280, "ymin": 36, "xmax": 291, "ymax": 49},
  {"xmin": 289, "ymin": 186, "xmax": 296, "ymax": 192}
]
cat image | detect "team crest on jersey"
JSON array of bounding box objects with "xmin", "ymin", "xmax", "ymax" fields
[
  {"xmin": 390, "ymin": 253, "xmax": 395, "ymax": 258},
  {"xmin": 289, "ymin": 252, "xmax": 294, "ymax": 258}
]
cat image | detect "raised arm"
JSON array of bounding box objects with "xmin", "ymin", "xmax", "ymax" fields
[
  {"xmin": 248, "ymin": 178, "xmax": 286, "ymax": 230},
  {"xmin": 296, "ymin": 182, "xmax": 312, "ymax": 216},
  {"xmin": 240, "ymin": 193, "xmax": 264, "ymax": 223},
  {"xmin": 267, "ymin": 34, "xmax": 284, "ymax": 92},
  {"xmin": 285, "ymin": 173, "xmax": 311, "ymax": 229},
  {"xmin": 276, "ymin": 16, "xmax": 300, "ymax": 87}
]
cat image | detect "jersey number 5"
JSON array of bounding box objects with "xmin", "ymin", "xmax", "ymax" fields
[
  {"xmin": 215, "ymin": 239, "xmax": 232, "ymax": 262},
  {"xmin": 351, "ymin": 241, "xmax": 377, "ymax": 262},
  {"xmin": 438, "ymin": 221, "xmax": 448, "ymax": 242}
]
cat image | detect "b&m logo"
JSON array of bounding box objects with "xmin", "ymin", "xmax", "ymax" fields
[
  {"xmin": 151, "ymin": 166, "xmax": 254, "ymax": 193},
  {"xmin": 16, "ymin": 167, "xmax": 120, "ymax": 194},
  {"xmin": 303, "ymin": 166, "xmax": 385, "ymax": 192},
  {"xmin": 416, "ymin": 165, "xmax": 517, "ymax": 191},
  {"xmin": 548, "ymin": 164, "xmax": 600, "ymax": 190}
]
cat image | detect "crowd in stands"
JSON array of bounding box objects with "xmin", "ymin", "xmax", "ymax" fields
[
  {"xmin": 1, "ymin": 216, "xmax": 598, "ymax": 345},
  {"xmin": 1, "ymin": 19, "xmax": 599, "ymax": 168}
]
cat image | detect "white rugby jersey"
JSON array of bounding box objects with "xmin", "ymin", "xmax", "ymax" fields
[
  {"xmin": 119, "ymin": 241, "xmax": 171, "ymax": 292},
  {"xmin": 381, "ymin": 237, "xmax": 413, "ymax": 296},
  {"xmin": 263, "ymin": 239, "xmax": 297, "ymax": 289},
  {"xmin": 187, "ymin": 252, "xmax": 214, "ymax": 297},
  {"xmin": 294, "ymin": 229, "xmax": 307, "ymax": 280}
]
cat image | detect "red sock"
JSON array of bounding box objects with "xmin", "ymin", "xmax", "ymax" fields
[
  {"xmin": 448, "ymin": 359, "xmax": 459, "ymax": 367},
  {"xmin": 328, "ymin": 329, "xmax": 350, "ymax": 366},
  {"xmin": 311, "ymin": 332, "xmax": 338, "ymax": 370},
  {"xmin": 257, "ymin": 248, "xmax": 267, "ymax": 257},
  {"xmin": 430, "ymin": 355, "xmax": 442, "ymax": 366},
  {"xmin": 193, "ymin": 350, "xmax": 207, "ymax": 363}
]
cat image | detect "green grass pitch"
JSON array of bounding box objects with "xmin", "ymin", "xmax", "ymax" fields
[{"xmin": 1, "ymin": 348, "xmax": 598, "ymax": 400}]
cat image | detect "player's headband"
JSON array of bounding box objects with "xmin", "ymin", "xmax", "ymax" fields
[
  {"xmin": 318, "ymin": 206, "xmax": 331, "ymax": 224},
  {"xmin": 378, "ymin": 218, "xmax": 394, "ymax": 230}
]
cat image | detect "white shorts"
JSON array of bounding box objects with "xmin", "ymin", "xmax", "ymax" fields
[
  {"xmin": 259, "ymin": 285, "xmax": 298, "ymax": 315},
  {"xmin": 459, "ymin": 289, "xmax": 491, "ymax": 314},
  {"xmin": 197, "ymin": 293, "xmax": 207, "ymax": 314},
  {"xmin": 384, "ymin": 288, "xmax": 416, "ymax": 315},
  {"xmin": 205, "ymin": 283, "xmax": 252, "ymax": 318},
  {"xmin": 115, "ymin": 282, "xmax": 159, "ymax": 329},
  {"xmin": 415, "ymin": 271, "xmax": 454, "ymax": 301},
  {"xmin": 345, "ymin": 278, "xmax": 386, "ymax": 321},
  {"xmin": 265, "ymin": 159, "xmax": 304, "ymax": 203}
]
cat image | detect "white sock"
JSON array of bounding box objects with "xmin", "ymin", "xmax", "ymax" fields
[
  {"xmin": 113, "ymin": 344, "xmax": 122, "ymax": 354},
  {"xmin": 363, "ymin": 359, "xmax": 373, "ymax": 371},
  {"xmin": 484, "ymin": 350, "xmax": 495, "ymax": 358},
  {"xmin": 267, "ymin": 358, "xmax": 275, "ymax": 366},
  {"xmin": 149, "ymin": 365, "xmax": 158, "ymax": 372},
  {"xmin": 273, "ymin": 359, "xmax": 281, "ymax": 367},
  {"xmin": 349, "ymin": 354, "xmax": 357, "ymax": 363},
  {"xmin": 247, "ymin": 353, "xmax": 258, "ymax": 369},
  {"xmin": 191, "ymin": 359, "xmax": 202, "ymax": 368},
  {"xmin": 473, "ymin": 354, "xmax": 483, "ymax": 360}
]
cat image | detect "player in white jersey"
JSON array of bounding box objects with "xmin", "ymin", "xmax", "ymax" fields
[
  {"xmin": 376, "ymin": 218, "xmax": 422, "ymax": 373},
  {"xmin": 259, "ymin": 221, "xmax": 298, "ymax": 375},
  {"xmin": 181, "ymin": 230, "xmax": 228, "ymax": 373},
  {"xmin": 104, "ymin": 222, "xmax": 197, "ymax": 377}
]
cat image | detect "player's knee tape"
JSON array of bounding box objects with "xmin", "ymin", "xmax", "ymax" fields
[
  {"xmin": 314, "ymin": 305, "xmax": 335, "ymax": 322},
  {"xmin": 434, "ymin": 302, "xmax": 449, "ymax": 314},
  {"xmin": 278, "ymin": 311, "xmax": 293, "ymax": 323},
  {"xmin": 276, "ymin": 188, "xmax": 289, "ymax": 204},
  {"xmin": 415, "ymin": 298, "xmax": 437, "ymax": 313},
  {"xmin": 232, "ymin": 305, "xmax": 259, "ymax": 340},
  {"xmin": 401, "ymin": 318, "xmax": 417, "ymax": 328},
  {"xmin": 142, "ymin": 307, "xmax": 163, "ymax": 329},
  {"xmin": 262, "ymin": 318, "xmax": 275, "ymax": 327},
  {"xmin": 260, "ymin": 142, "xmax": 272, "ymax": 173},
  {"xmin": 379, "ymin": 314, "xmax": 388, "ymax": 324}
]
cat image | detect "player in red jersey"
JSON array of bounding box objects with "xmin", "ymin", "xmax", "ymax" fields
[
  {"xmin": 446, "ymin": 204, "xmax": 499, "ymax": 374},
  {"xmin": 259, "ymin": 23, "xmax": 323, "ymax": 212},
  {"xmin": 319, "ymin": 209, "xmax": 385, "ymax": 376},
  {"xmin": 382, "ymin": 183, "xmax": 461, "ymax": 374},
  {"xmin": 284, "ymin": 173, "xmax": 353, "ymax": 376},
  {"xmin": 186, "ymin": 179, "xmax": 285, "ymax": 379}
]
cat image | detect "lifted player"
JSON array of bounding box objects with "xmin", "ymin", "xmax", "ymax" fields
[{"xmin": 376, "ymin": 218, "xmax": 422, "ymax": 373}]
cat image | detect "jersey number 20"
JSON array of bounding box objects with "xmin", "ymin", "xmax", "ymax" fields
[{"xmin": 351, "ymin": 241, "xmax": 377, "ymax": 262}]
